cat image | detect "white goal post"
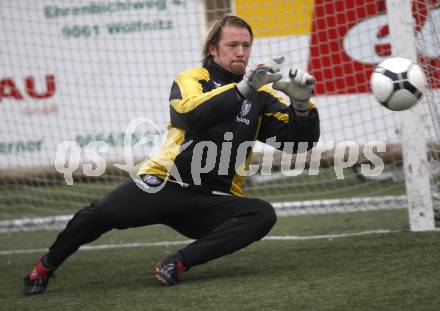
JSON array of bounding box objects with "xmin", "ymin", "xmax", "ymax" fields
[{"xmin": 386, "ymin": 0, "xmax": 435, "ymax": 231}]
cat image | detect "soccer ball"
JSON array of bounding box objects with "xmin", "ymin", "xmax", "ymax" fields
[{"xmin": 370, "ymin": 57, "xmax": 427, "ymax": 111}]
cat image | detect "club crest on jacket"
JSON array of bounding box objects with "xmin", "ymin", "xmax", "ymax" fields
[{"xmin": 240, "ymin": 100, "xmax": 251, "ymax": 117}]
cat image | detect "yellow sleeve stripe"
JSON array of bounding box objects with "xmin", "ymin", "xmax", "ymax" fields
[
  {"xmin": 264, "ymin": 112, "xmax": 289, "ymax": 122},
  {"xmin": 170, "ymin": 67, "xmax": 237, "ymax": 114},
  {"xmin": 138, "ymin": 127, "xmax": 185, "ymax": 177},
  {"xmin": 259, "ymin": 86, "xmax": 318, "ymax": 112},
  {"xmin": 264, "ymin": 101, "xmax": 317, "ymax": 123},
  {"xmin": 170, "ymin": 83, "xmax": 236, "ymax": 113},
  {"xmin": 308, "ymin": 101, "xmax": 317, "ymax": 110},
  {"xmin": 175, "ymin": 68, "xmax": 207, "ymax": 100},
  {"xmin": 258, "ymin": 86, "xmax": 289, "ymax": 106}
]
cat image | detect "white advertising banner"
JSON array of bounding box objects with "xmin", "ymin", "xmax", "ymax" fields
[
  {"xmin": 1, "ymin": 0, "xmax": 439, "ymax": 170},
  {"xmin": 0, "ymin": 0, "xmax": 203, "ymax": 170}
]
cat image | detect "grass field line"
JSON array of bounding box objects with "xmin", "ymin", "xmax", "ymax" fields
[
  {"xmin": 0, "ymin": 229, "xmax": 400, "ymax": 256},
  {"xmin": 0, "ymin": 196, "xmax": 406, "ymax": 233}
]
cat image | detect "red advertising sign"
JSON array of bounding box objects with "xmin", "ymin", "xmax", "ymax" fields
[
  {"xmin": 308, "ymin": 0, "xmax": 440, "ymax": 95},
  {"xmin": 0, "ymin": 74, "xmax": 56, "ymax": 101}
]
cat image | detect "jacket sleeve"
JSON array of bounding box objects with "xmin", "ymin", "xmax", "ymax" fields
[
  {"xmin": 169, "ymin": 68, "xmax": 241, "ymax": 131},
  {"xmin": 257, "ymin": 87, "xmax": 320, "ymax": 153}
]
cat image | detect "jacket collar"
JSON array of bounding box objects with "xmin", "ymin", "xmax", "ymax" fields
[{"xmin": 205, "ymin": 61, "xmax": 243, "ymax": 84}]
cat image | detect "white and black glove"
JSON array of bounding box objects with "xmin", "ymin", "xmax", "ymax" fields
[
  {"xmin": 236, "ymin": 57, "xmax": 284, "ymax": 99},
  {"xmin": 273, "ymin": 69, "xmax": 316, "ymax": 112}
]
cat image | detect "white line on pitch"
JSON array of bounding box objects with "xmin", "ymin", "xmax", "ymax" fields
[
  {"xmin": 0, "ymin": 229, "xmax": 398, "ymax": 256},
  {"xmin": 264, "ymin": 229, "xmax": 398, "ymax": 240}
]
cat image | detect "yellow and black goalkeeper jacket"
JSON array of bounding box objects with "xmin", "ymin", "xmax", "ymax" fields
[{"xmin": 138, "ymin": 62, "xmax": 320, "ymax": 196}]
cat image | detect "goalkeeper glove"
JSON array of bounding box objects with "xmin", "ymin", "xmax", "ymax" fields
[
  {"xmin": 273, "ymin": 69, "xmax": 316, "ymax": 112},
  {"xmin": 236, "ymin": 57, "xmax": 284, "ymax": 99}
]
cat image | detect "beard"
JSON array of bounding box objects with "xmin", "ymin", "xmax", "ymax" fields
[{"xmin": 230, "ymin": 61, "xmax": 247, "ymax": 75}]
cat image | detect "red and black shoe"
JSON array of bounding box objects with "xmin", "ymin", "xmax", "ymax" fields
[
  {"xmin": 154, "ymin": 255, "xmax": 185, "ymax": 286},
  {"xmin": 23, "ymin": 255, "xmax": 56, "ymax": 296}
]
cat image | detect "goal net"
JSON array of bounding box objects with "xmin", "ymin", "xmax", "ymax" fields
[{"xmin": 0, "ymin": 0, "xmax": 439, "ymax": 229}]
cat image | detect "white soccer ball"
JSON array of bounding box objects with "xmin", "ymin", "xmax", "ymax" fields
[{"xmin": 370, "ymin": 57, "xmax": 427, "ymax": 111}]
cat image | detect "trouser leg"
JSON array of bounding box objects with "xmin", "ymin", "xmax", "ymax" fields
[
  {"xmin": 47, "ymin": 179, "xmax": 193, "ymax": 266},
  {"xmin": 47, "ymin": 200, "xmax": 107, "ymax": 266},
  {"xmin": 46, "ymin": 178, "xmax": 276, "ymax": 270},
  {"xmin": 47, "ymin": 180, "xmax": 141, "ymax": 266},
  {"xmin": 166, "ymin": 195, "xmax": 277, "ymax": 268}
]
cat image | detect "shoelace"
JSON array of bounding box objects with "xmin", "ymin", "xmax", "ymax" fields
[{"xmin": 161, "ymin": 263, "xmax": 177, "ymax": 279}]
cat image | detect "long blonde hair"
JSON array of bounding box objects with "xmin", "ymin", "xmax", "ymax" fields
[{"xmin": 202, "ymin": 15, "xmax": 253, "ymax": 67}]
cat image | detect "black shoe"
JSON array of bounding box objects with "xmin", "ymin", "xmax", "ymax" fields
[
  {"xmin": 154, "ymin": 255, "xmax": 185, "ymax": 286},
  {"xmin": 23, "ymin": 257, "xmax": 55, "ymax": 296}
]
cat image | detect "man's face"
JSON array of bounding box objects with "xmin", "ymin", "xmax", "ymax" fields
[{"xmin": 208, "ymin": 25, "xmax": 252, "ymax": 75}]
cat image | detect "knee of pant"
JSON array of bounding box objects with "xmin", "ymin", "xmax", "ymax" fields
[
  {"xmin": 75, "ymin": 201, "xmax": 105, "ymax": 226},
  {"xmin": 252, "ymin": 199, "xmax": 277, "ymax": 236},
  {"xmin": 74, "ymin": 201, "xmax": 95, "ymax": 218}
]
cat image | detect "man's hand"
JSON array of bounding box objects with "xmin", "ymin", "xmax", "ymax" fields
[
  {"xmin": 273, "ymin": 69, "xmax": 316, "ymax": 112},
  {"xmin": 236, "ymin": 57, "xmax": 284, "ymax": 99}
]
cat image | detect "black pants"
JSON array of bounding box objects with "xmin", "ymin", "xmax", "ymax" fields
[{"xmin": 47, "ymin": 178, "xmax": 277, "ymax": 269}]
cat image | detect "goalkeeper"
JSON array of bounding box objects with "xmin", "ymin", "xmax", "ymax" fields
[{"xmin": 23, "ymin": 14, "xmax": 320, "ymax": 296}]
